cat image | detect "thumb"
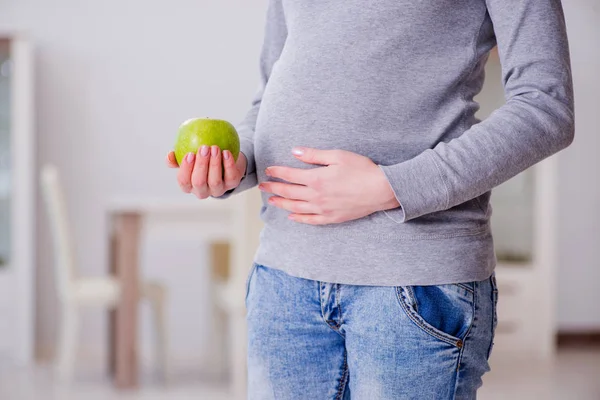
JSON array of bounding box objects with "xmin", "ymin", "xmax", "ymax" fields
[
  {"xmin": 292, "ymin": 147, "xmax": 344, "ymax": 166},
  {"xmin": 166, "ymin": 151, "xmax": 179, "ymax": 168}
]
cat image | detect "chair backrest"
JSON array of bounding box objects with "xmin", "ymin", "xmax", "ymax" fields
[{"xmin": 40, "ymin": 165, "xmax": 76, "ymax": 299}]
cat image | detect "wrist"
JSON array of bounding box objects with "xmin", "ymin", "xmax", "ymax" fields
[
  {"xmin": 380, "ymin": 188, "xmax": 401, "ymax": 211},
  {"xmin": 374, "ymin": 165, "xmax": 401, "ymax": 212}
]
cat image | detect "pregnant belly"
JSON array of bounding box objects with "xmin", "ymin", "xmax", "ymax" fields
[
  {"xmin": 251, "ymin": 61, "xmax": 461, "ymax": 178},
  {"xmin": 250, "ymin": 61, "xmax": 487, "ymax": 232}
]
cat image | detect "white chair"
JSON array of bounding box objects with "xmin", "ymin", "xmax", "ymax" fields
[{"xmin": 40, "ymin": 164, "xmax": 169, "ymax": 382}]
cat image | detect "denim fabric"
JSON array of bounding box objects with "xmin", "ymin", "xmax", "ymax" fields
[{"xmin": 246, "ymin": 264, "xmax": 498, "ymax": 400}]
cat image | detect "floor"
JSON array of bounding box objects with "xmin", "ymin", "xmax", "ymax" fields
[
  {"xmin": 480, "ymin": 348, "xmax": 600, "ymax": 399},
  {"xmin": 1, "ymin": 349, "xmax": 599, "ymax": 399}
]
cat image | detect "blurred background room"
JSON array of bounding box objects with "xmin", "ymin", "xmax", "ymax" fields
[{"xmin": 0, "ymin": 0, "xmax": 598, "ymax": 399}]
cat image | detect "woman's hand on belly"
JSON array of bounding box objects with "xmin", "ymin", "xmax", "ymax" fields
[
  {"xmin": 259, "ymin": 147, "xmax": 401, "ymax": 225},
  {"xmin": 166, "ymin": 147, "xmax": 247, "ymax": 198}
]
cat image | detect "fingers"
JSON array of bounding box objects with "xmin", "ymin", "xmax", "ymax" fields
[
  {"xmin": 175, "ymin": 146, "xmax": 237, "ymax": 198},
  {"xmin": 166, "ymin": 151, "xmax": 179, "ymax": 168},
  {"xmin": 288, "ymin": 213, "xmax": 329, "ymax": 225},
  {"xmin": 265, "ymin": 166, "xmax": 313, "ymax": 185},
  {"xmin": 267, "ymin": 196, "xmax": 316, "ymax": 214},
  {"xmin": 207, "ymin": 146, "xmax": 225, "ymax": 196},
  {"xmin": 223, "ymin": 150, "xmax": 242, "ymax": 190},
  {"xmin": 259, "ymin": 181, "xmax": 312, "ymax": 201},
  {"xmin": 177, "ymin": 152, "xmax": 196, "ymax": 193},
  {"xmin": 292, "ymin": 147, "xmax": 346, "ymax": 166},
  {"xmin": 191, "ymin": 145, "xmax": 211, "ymax": 199}
]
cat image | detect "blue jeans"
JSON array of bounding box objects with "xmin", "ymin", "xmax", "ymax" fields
[{"xmin": 246, "ymin": 264, "xmax": 498, "ymax": 400}]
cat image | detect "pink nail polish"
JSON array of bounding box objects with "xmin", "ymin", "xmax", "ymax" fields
[
  {"xmin": 186, "ymin": 153, "xmax": 195, "ymax": 163},
  {"xmin": 223, "ymin": 150, "xmax": 230, "ymax": 160},
  {"xmin": 211, "ymin": 146, "xmax": 218, "ymax": 157},
  {"xmin": 200, "ymin": 146, "xmax": 209, "ymax": 157},
  {"xmin": 292, "ymin": 147, "xmax": 304, "ymax": 156}
]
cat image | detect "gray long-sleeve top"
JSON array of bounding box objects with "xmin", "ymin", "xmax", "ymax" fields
[{"xmin": 229, "ymin": 0, "xmax": 574, "ymax": 285}]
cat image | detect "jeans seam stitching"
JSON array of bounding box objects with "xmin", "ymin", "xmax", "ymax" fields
[
  {"xmin": 320, "ymin": 283, "xmax": 345, "ymax": 339},
  {"xmin": 456, "ymin": 283, "xmax": 475, "ymax": 294},
  {"xmin": 487, "ymin": 275, "xmax": 499, "ymax": 359},
  {"xmin": 409, "ymin": 286, "xmax": 418, "ymax": 314},
  {"xmin": 453, "ymin": 281, "xmax": 479, "ymax": 399},
  {"xmin": 336, "ymin": 284, "xmax": 344, "ymax": 327},
  {"xmin": 456, "ymin": 281, "xmax": 478, "ymax": 372},
  {"xmin": 335, "ymin": 351, "xmax": 349, "ymax": 400},
  {"xmin": 319, "ymin": 282, "xmax": 326, "ymax": 321}
]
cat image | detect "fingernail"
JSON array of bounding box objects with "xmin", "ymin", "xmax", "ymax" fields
[
  {"xmin": 265, "ymin": 168, "xmax": 272, "ymax": 177},
  {"xmin": 186, "ymin": 152, "xmax": 195, "ymax": 163},
  {"xmin": 288, "ymin": 214, "xmax": 296, "ymax": 221},
  {"xmin": 292, "ymin": 147, "xmax": 304, "ymax": 156},
  {"xmin": 200, "ymin": 146, "xmax": 209, "ymax": 157},
  {"xmin": 223, "ymin": 150, "xmax": 230, "ymax": 160},
  {"xmin": 268, "ymin": 197, "xmax": 275, "ymax": 204},
  {"xmin": 211, "ymin": 146, "xmax": 218, "ymax": 157},
  {"xmin": 258, "ymin": 183, "xmax": 265, "ymax": 191}
]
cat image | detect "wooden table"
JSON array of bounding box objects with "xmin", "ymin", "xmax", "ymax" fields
[{"xmin": 106, "ymin": 193, "xmax": 262, "ymax": 394}]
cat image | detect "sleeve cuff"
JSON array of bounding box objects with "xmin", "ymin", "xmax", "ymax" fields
[{"xmin": 378, "ymin": 150, "xmax": 450, "ymax": 222}]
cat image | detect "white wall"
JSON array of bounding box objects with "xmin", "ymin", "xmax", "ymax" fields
[
  {"xmin": 0, "ymin": 0, "xmax": 268, "ymax": 372},
  {"xmin": 558, "ymin": 0, "xmax": 600, "ymax": 331}
]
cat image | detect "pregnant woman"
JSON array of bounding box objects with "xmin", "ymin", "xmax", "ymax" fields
[{"xmin": 167, "ymin": 1, "xmax": 574, "ymax": 398}]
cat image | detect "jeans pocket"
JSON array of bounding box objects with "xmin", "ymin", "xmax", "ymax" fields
[
  {"xmin": 396, "ymin": 283, "xmax": 475, "ymax": 348},
  {"xmin": 245, "ymin": 263, "xmax": 259, "ymax": 307}
]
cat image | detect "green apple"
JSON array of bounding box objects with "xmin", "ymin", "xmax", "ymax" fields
[{"xmin": 174, "ymin": 118, "xmax": 240, "ymax": 165}]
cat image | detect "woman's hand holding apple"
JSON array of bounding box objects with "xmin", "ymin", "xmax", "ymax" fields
[{"xmin": 166, "ymin": 146, "xmax": 247, "ymax": 199}]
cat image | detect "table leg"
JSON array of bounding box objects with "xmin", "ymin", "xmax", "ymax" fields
[
  {"xmin": 109, "ymin": 212, "xmax": 141, "ymax": 389},
  {"xmin": 108, "ymin": 233, "xmax": 117, "ymax": 377}
]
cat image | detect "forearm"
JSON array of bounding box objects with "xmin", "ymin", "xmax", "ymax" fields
[{"xmin": 381, "ymin": 0, "xmax": 574, "ymax": 222}]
